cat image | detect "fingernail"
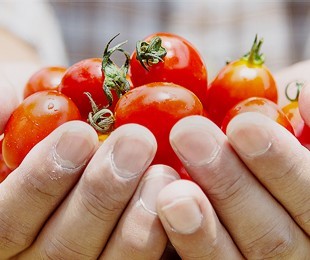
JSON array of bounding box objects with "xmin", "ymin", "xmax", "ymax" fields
[
  {"xmin": 227, "ymin": 123, "xmax": 272, "ymax": 157},
  {"xmin": 111, "ymin": 134, "xmax": 156, "ymax": 178},
  {"xmin": 55, "ymin": 130, "xmax": 97, "ymax": 169},
  {"xmin": 139, "ymin": 165, "xmax": 179, "ymax": 215},
  {"xmin": 170, "ymin": 128, "xmax": 220, "ymax": 167},
  {"xmin": 161, "ymin": 197, "xmax": 203, "ymax": 234}
]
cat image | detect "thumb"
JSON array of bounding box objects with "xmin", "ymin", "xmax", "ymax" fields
[
  {"xmin": 0, "ymin": 73, "xmax": 19, "ymax": 134},
  {"xmin": 299, "ymin": 82, "xmax": 310, "ymax": 127}
]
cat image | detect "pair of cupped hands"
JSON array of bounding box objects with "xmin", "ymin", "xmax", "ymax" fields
[{"xmin": 0, "ymin": 63, "xmax": 309, "ymax": 259}]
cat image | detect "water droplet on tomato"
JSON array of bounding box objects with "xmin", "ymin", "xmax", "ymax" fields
[{"xmin": 48, "ymin": 103, "xmax": 54, "ymax": 110}]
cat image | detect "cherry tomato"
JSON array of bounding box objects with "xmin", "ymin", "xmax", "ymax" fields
[
  {"xmin": 114, "ymin": 82, "xmax": 204, "ymax": 179},
  {"xmin": 221, "ymin": 97, "xmax": 294, "ymax": 135},
  {"xmin": 282, "ymin": 101, "xmax": 310, "ymax": 149},
  {"xmin": 58, "ymin": 58, "xmax": 110, "ymax": 121},
  {"xmin": 2, "ymin": 90, "xmax": 81, "ymax": 170},
  {"xmin": 23, "ymin": 66, "xmax": 67, "ymax": 99},
  {"xmin": 129, "ymin": 32, "xmax": 208, "ymax": 108},
  {"xmin": 59, "ymin": 36, "xmax": 130, "ymax": 123},
  {"xmin": 281, "ymin": 82, "xmax": 310, "ymax": 149},
  {"xmin": 0, "ymin": 138, "xmax": 11, "ymax": 183},
  {"xmin": 206, "ymin": 36, "xmax": 278, "ymax": 127}
]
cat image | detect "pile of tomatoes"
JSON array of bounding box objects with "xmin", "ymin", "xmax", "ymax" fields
[{"xmin": 1, "ymin": 32, "xmax": 309, "ymax": 182}]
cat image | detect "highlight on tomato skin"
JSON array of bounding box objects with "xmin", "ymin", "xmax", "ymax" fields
[
  {"xmin": 2, "ymin": 90, "xmax": 81, "ymax": 170},
  {"xmin": 129, "ymin": 32, "xmax": 209, "ymax": 109},
  {"xmin": 114, "ymin": 82, "xmax": 204, "ymax": 179},
  {"xmin": 221, "ymin": 97, "xmax": 295, "ymax": 135}
]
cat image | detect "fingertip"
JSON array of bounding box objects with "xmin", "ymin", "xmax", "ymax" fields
[
  {"xmin": 22, "ymin": 120, "xmax": 99, "ymax": 170},
  {"xmin": 139, "ymin": 164, "xmax": 180, "ymax": 215},
  {"xmin": 157, "ymin": 180, "xmax": 205, "ymax": 235},
  {"xmin": 299, "ymin": 82, "xmax": 310, "ymax": 126},
  {"xmin": 0, "ymin": 81, "xmax": 19, "ymax": 134}
]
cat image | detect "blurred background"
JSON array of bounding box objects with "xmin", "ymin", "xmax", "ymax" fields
[{"xmin": 0, "ymin": 0, "xmax": 309, "ymax": 79}]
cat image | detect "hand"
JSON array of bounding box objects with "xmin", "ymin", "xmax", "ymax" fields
[
  {"xmin": 0, "ymin": 86, "xmax": 175, "ymax": 259},
  {"xmin": 155, "ymin": 82, "xmax": 310, "ymax": 259},
  {"xmin": 0, "ymin": 118, "xmax": 185, "ymax": 259}
]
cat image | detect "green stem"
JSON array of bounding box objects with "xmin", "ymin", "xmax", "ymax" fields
[
  {"xmin": 285, "ymin": 81, "xmax": 304, "ymax": 102},
  {"xmin": 84, "ymin": 34, "xmax": 131, "ymax": 134},
  {"xmin": 84, "ymin": 92, "xmax": 115, "ymax": 134},
  {"xmin": 136, "ymin": 36, "xmax": 167, "ymax": 71},
  {"xmin": 101, "ymin": 33, "xmax": 130, "ymax": 108},
  {"xmin": 242, "ymin": 34, "xmax": 265, "ymax": 65}
]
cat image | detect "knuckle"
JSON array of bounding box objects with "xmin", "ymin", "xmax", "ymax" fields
[
  {"xmin": 43, "ymin": 235, "xmax": 93, "ymax": 260},
  {"xmin": 244, "ymin": 222, "xmax": 297, "ymax": 259},
  {"xmin": 0, "ymin": 215, "xmax": 33, "ymax": 254},
  {"xmin": 18, "ymin": 157, "xmax": 79, "ymax": 207},
  {"xmin": 81, "ymin": 187, "xmax": 126, "ymax": 222},
  {"xmin": 19, "ymin": 170, "xmax": 59, "ymax": 208},
  {"xmin": 208, "ymin": 172, "xmax": 249, "ymax": 209},
  {"xmin": 80, "ymin": 168, "xmax": 129, "ymax": 222},
  {"xmin": 294, "ymin": 208, "xmax": 310, "ymax": 235}
]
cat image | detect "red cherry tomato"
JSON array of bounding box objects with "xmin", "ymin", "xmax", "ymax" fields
[
  {"xmin": 58, "ymin": 58, "xmax": 111, "ymax": 121},
  {"xmin": 0, "ymin": 138, "xmax": 11, "ymax": 183},
  {"xmin": 206, "ymin": 36, "xmax": 278, "ymax": 127},
  {"xmin": 59, "ymin": 36, "xmax": 130, "ymax": 123},
  {"xmin": 2, "ymin": 90, "xmax": 81, "ymax": 170},
  {"xmin": 114, "ymin": 82, "xmax": 204, "ymax": 179},
  {"xmin": 23, "ymin": 66, "xmax": 67, "ymax": 99},
  {"xmin": 129, "ymin": 32, "xmax": 208, "ymax": 108},
  {"xmin": 221, "ymin": 97, "xmax": 294, "ymax": 135},
  {"xmin": 282, "ymin": 101, "xmax": 310, "ymax": 149}
]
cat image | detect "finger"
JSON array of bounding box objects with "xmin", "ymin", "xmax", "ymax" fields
[
  {"xmin": 100, "ymin": 164, "xmax": 179, "ymax": 259},
  {"xmin": 0, "ymin": 121, "xmax": 98, "ymax": 259},
  {"xmin": 226, "ymin": 112, "xmax": 310, "ymax": 235},
  {"xmin": 157, "ymin": 180, "xmax": 243, "ymax": 260},
  {"xmin": 274, "ymin": 60, "xmax": 310, "ymax": 107},
  {"xmin": 21, "ymin": 124, "xmax": 157, "ymax": 259},
  {"xmin": 0, "ymin": 73, "xmax": 19, "ymax": 133},
  {"xmin": 169, "ymin": 115, "xmax": 310, "ymax": 259},
  {"xmin": 299, "ymin": 82, "xmax": 310, "ymax": 126}
]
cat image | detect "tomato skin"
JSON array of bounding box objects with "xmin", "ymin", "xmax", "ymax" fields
[
  {"xmin": 129, "ymin": 32, "xmax": 208, "ymax": 108},
  {"xmin": 2, "ymin": 90, "xmax": 81, "ymax": 170},
  {"xmin": 114, "ymin": 82, "xmax": 204, "ymax": 179},
  {"xmin": 59, "ymin": 58, "xmax": 118, "ymax": 121},
  {"xmin": 221, "ymin": 97, "xmax": 294, "ymax": 134},
  {"xmin": 206, "ymin": 59, "xmax": 278, "ymax": 127},
  {"xmin": 23, "ymin": 66, "xmax": 67, "ymax": 99},
  {"xmin": 282, "ymin": 101, "xmax": 310, "ymax": 149}
]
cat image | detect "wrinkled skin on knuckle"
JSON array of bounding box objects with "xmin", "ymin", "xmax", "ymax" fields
[
  {"xmin": 41, "ymin": 235, "xmax": 95, "ymax": 260},
  {"xmin": 0, "ymin": 216, "xmax": 33, "ymax": 258},
  {"xmin": 243, "ymin": 222, "xmax": 297, "ymax": 259}
]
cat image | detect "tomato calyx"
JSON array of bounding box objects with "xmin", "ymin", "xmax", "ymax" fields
[
  {"xmin": 102, "ymin": 33, "xmax": 131, "ymax": 107},
  {"xmin": 242, "ymin": 35, "xmax": 265, "ymax": 66},
  {"xmin": 285, "ymin": 81, "xmax": 304, "ymax": 102},
  {"xmin": 84, "ymin": 34, "xmax": 131, "ymax": 134},
  {"xmin": 85, "ymin": 92, "xmax": 115, "ymax": 133},
  {"xmin": 135, "ymin": 36, "xmax": 167, "ymax": 71}
]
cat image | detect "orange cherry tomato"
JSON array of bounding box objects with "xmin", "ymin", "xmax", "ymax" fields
[
  {"xmin": 23, "ymin": 66, "xmax": 67, "ymax": 99},
  {"xmin": 206, "ymin": 36, "xmax": 278, "ymax": 127},
  {"xmin": 221, "ymin": 97, "xmax": 294, "ymax": 135}
]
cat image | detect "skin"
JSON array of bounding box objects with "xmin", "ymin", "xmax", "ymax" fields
[{"xmin": 0, "ymin": 29, "xmax": 309, "ymax": 259}]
